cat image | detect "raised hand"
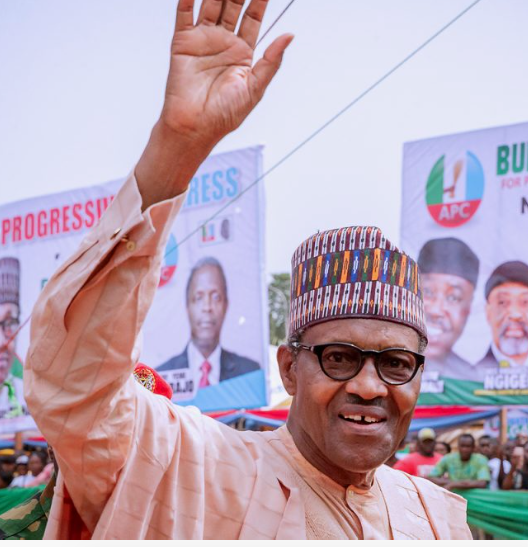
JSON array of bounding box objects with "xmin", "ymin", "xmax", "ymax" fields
[
  {"xmin": 165, "ymin": 0, "xmax": 293, "ymax": 141},
  {"xmin": 136, "ymin": 0, "xmax": 293, "ymax": 208}
]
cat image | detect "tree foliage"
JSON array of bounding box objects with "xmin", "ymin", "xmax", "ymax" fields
[{"xmin": 268, "ymin": 273, "xmax": 290, "ymax": 346}]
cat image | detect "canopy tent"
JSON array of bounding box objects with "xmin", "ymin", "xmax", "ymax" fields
[{"xmin": 207, "ymin": 406, "xmax": 501, "ymax": 431}]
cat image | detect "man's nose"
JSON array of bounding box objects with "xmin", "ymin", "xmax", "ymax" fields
[
  {"xmin": 426, "ymin": 294, "xmax": 447, "ymax": 315},
  {"xmin": 344, "ymin": 358, "xmax": 389, "ymax": 400},
  {"xmin": 507, "ymin": 302, "xmax": 524, "ymax": 320}
]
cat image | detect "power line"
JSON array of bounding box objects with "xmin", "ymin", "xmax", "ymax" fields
[
  {"xmin": 6, "ymin": 0, "xmax": 483, "ymax": 345},
  {"xmin": 172, "ymin": 0, "xmax": 483, "ymax": 250},
  {"xmin": 256, "ymin": 0, "xmax": 297, "ymax": 47}
]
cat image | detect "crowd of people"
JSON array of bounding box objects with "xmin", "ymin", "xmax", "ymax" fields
[
  {"xmin": 0, "ymin": 449, "xmax": 53, "ymax": 490},
  {"xmin": 392, "ymin": 428, "xmax": 528, "ymax": 491}
]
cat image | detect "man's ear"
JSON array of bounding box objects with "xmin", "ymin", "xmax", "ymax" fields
[{"xmin": 277, "ymin": 344, "xmax": 297, "ymax": 396}]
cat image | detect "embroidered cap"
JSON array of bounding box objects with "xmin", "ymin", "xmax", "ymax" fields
[
  {"xmin": 133, "ymin": 363, "xmax": 173, "ymax": 400},
  {"xmin": 0, "ymin": 257, "xmax": 20, "ymax": 306},
  {"xmin": 289, "ymin": 226, "xmax": 427, "ymax": 339}
]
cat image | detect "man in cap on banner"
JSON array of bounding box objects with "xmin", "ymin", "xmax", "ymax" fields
[
  {"xmin": 477, "ymin": 260, "xmax": 528, "ymax": 372},
  {"xmin": 0, "ymin": 257, "xmax": 26, "ymax": 418},
  {"xmin": 394, "ymin": 428, "xmax": 443, "ymax": 478},
  {"xmin": 24, "ymin": 0, "xmax": 471, "ymax": 540},
  {"xmin": 417, "ymin": 238, "xmax": 479, "ymax": 381}
]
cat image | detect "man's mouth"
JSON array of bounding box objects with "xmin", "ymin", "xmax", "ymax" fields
[{"xmin": 339, "ymin": 414, "xmax": 386, "ymax": 425}]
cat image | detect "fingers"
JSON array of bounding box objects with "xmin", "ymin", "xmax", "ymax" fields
[
  {"xmin": 238, "ymin": 0, "xmax": 270, "ymax": 49},
  {"xmin": 218, "ymin": 0, "xmax": 245, "ymax": 32},
  {"xmin": 251, "ymin": 33, "xmax": 293, "ymax": 101},
  {"xmin": 197, "ymin": 0, "xmax": 224, "ymax": 26},
  {"xmin": 175, "ymin": 0, "xmax": 195, "ymax": 31}
]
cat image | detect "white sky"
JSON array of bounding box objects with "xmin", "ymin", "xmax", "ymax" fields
[{"xmin": 1, "ymin": 0, "xmax": 527, "ymax": 274}]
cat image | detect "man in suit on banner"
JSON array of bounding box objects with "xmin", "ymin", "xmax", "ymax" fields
[
  {"xmin": 157, "ymin": 256, "xmax": 260, "ymax": 387},
  {"xmin": 478, "ymin": 260, "xmax": 528, "ymax": 374},
  {"xmin": 417, "ymin": 238, "xmax": 479, "ymax": 381}
]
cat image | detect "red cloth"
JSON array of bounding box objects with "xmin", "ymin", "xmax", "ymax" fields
[{"xmin": 394, "ymin": 453, "xmax": 443, "ymax": 478}]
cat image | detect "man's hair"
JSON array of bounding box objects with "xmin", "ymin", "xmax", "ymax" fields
[
  {"xmin": 30, "ymin": 450, "xmax": 48, "ymax": 465},
  {"xmin": 436, "ymin": 441, "xmax": 451, "ymax": 454},
  {"xmin": 185, "ymin": 257, "xmax": 228, "ymax": 304},
  {"xmin": 459, "ymin": 433, "xmax": 475, "ymax": 446},
  {"xmin": 478, "ymin": 435, "xmax": 491, "ymax": 444}
]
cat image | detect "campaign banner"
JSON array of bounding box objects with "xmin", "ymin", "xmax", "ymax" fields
[
  {"xmin": 401, "ymin": 122, "xmax": 528, "ymax": 405},
  {"xmin": 0, "ymin": 146, "xmax": 268, "ymax": 432}
]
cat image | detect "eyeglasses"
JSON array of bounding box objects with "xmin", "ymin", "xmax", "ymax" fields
[
  {"xmin": 0, "ymin": 318, "xmax": 20, "ymax": 337},
  {"xmin": 290, "ymin": 341, "xmax": 425, "ymax": 386}
]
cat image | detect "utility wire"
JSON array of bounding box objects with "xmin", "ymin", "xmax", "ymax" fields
[
  {"xmin": 5, "ymin": 0, "xmax": 483, "ymax": 346},
  {"xmin": 256, "ymin": 0, "xmax": 297, "ymax": 47},
  {"xmin": 173, "ymin": 0, "xmax": 483, "ymax": 250}
]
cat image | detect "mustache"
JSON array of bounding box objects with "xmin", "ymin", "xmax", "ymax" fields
[
  {"xmin": 425, "ymin": 314, "xmax": 451, "ymax": 332},
  {"xmin": 345, "ymin": 394, "xmax": 387, "ymax": 409},
  {"xmin": 499, "ymin": 320, "xmax": 528, "ymax": 338}
]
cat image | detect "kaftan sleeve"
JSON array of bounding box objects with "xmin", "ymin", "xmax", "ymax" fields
[{"xmin": 24, "ymin": 172, "xmax": 186, "ymax": 531}]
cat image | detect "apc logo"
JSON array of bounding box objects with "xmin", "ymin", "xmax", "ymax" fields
[
  {"xmin": 159, "ymin": 233, "xmax": 178, "ymax": 288},
  {"xmin": 426, "ymin": 151, "xmax": 485, "ymax": 227}
]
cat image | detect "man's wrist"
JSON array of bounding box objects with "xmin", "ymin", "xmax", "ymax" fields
[{"xmin": 135, "ymin": 120, "xmax": 217, "ymax": 210}]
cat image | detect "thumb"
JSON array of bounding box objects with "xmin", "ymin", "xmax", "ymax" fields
[{"xmin": 250, "ymin": 33, "xmax": 294, "ymax": 103}]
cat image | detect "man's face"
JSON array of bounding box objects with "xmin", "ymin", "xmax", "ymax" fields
[
  {"xmin": 28, "ymin": 454, "xmax": 44, "ymax": 476},
  {"xmin": 486, "ymin": 282, "xmax": 528, "ymax": 360},
  {"xmin": 504, "ymin": 440, "xmax": 516, "ymax": 461},
  {"xmin": 418, "ymin": 438, "xmax": 436, "ymax": 457},
  {"xmin": 187, "ymin": 265, "xmax": 227, "ymax": 351},
  {"xmin": 278, "ymin": 318, "xmax": 422, "ymax": 484},
  {"xmin": 0, "ymin": 303, "xmax": 19, "ymax": 385},
  {"xmin": 478, "ymin": 438, "xmax": 492, "ymax": 459},
  {"xmin": 422, "ymin": 273, "xmax": 474, "ymax": 360},
  {"xmin": 458, "ymin": 438, "xmax": 474, "ymax": 461}
]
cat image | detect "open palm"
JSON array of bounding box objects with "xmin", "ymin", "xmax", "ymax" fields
[{"xmin": 163, "ymin": 0, "xmax": 294, "ymax": 143}]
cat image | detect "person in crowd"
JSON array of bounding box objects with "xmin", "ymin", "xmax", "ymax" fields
[
  {"xmin": 435, "ymin": 441, "xmax": 451, "ymax": 456},
  {"xmin": 515, "ymin": 432, "xmax": 528, "ymax": 447},
  {"xmin": 428, "ymin": 434, "xmax": 490, "ymax": 490},
  {"xmin": 477, "ymin": 435, "xmax": 492, "ymax": 458},
  {"xmin": 23, "ymin": 452, "xmax": 54, "ymax": 488},
  {"xmin": 483, "ymin": 437, "xmax": 511, "ymax": 490},
  {"xmin": 502, "ymin": 442, "xmax": 528, "ymax": 490},
  {"xmin": 503, "ymin": 439, "xmax": 517, "ymax": 463},
  {"xmin": 394, "ymin": 428, "xmax": 443, "ymax": 478},
  {"xmin": 0, "ymin": 453, "xmax": 16, "ymax": 477},
  {"xmin": 24, "ymin": 0, "xmax": 471, "ymax": 540},
  {"xmin": 157, "ymin": 257, "xmax": 260, "ymax": 390},
  {"xmin": 477, "ymin": 261, "xmax": 528, "ymax": 373},
  {"xmin": 8, "ymin": 455, "xmax": 33, "ymax": 488},
  {"xmin": 14, "ymin": 455, "xmax": 28, "ymax": 477},
  {"xmin": 417, "ymin": 238, "xmax": 479, "ymax": 380},
  {"xmin": 0, "ymin": 257, "xmax": 26, "ymax": 418},
  {"xmin": 0, "ymin": 471, "xmax": 13, "ymax": 489}
]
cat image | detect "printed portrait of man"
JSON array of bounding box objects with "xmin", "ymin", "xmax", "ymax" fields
[
  {"xmin": 477, "ymin": 260, "xmax": 528, "ymax": 372},
  {"xmin": 417, "ymin": 238, "xmax": 479, "ymax": 380},
  {"xmin": 157, "ymin": 256, "xmax": 260, "ymax": 389},
  {"xmin": 0, "ymin": 257, "xmax": 26, "ymax": 418}
]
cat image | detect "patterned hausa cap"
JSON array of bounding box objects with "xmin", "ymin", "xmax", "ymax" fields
[
  {"xmin": 133, "ymin": 363, "xmax": 173, "ymax": 400},
  {"xmin": 0, "ymin": 257, "xmax": 20, "ymax": 306},
  {"xmin": 289, "ymin": 226, "xmax": 427, "ymax": 339}
]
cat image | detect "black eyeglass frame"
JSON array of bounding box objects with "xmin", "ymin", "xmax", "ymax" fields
[{"xmin": 290, "ymin": 341, "xmax": 425, "ymax": 386}]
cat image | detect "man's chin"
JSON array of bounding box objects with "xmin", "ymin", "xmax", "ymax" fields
[{"xmin": 332, "ymin": 449, "xmax": 392, "ymax": 475}]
